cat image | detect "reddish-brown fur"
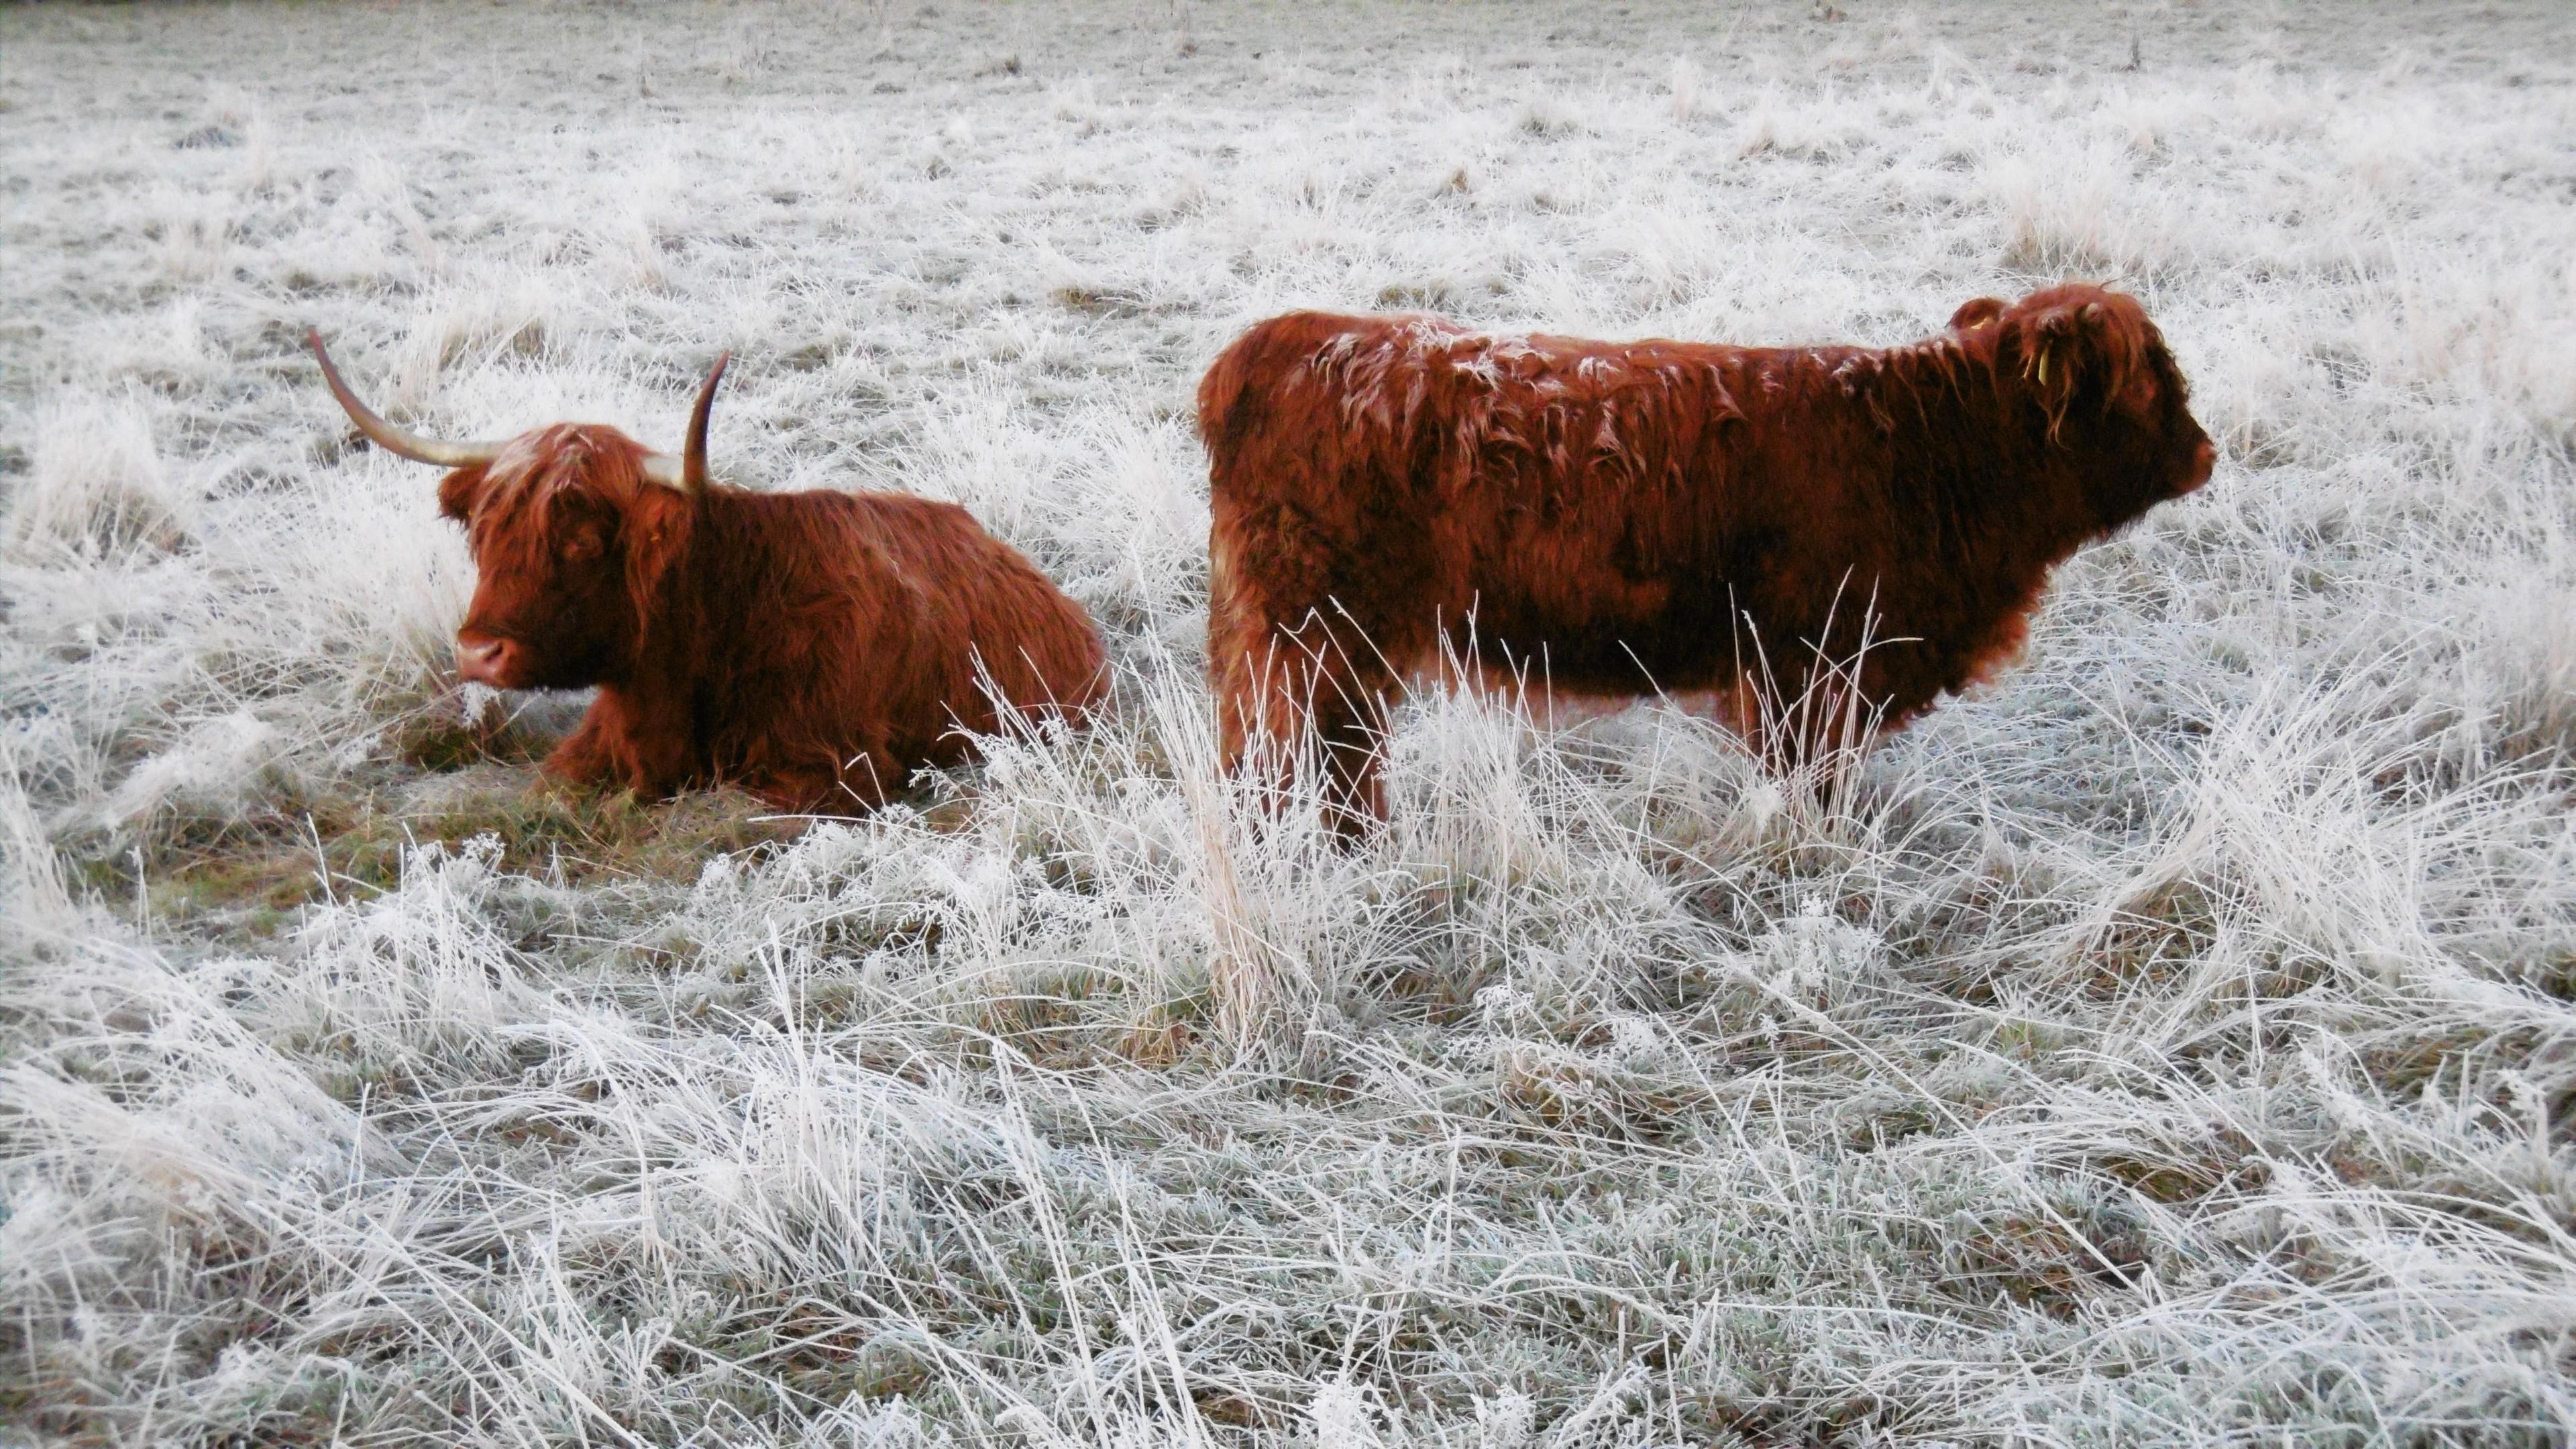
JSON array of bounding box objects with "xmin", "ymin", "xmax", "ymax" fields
[
  {"xmin": 437, "ymin": 426, "xmax": 1106, "ymax": 812},
  {"xmin": 1199, "ymin": 283, "xmax": 2217, "ymax": 830}
]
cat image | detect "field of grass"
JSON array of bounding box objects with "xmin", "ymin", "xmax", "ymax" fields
[{"xmin": 5, "ymin": 1, "xmax": 2576, "ymax": 1444}]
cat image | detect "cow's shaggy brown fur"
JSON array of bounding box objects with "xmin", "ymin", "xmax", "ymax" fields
[
  {"xmin": 1200, "ymin": 283, "xmax": 2217, "ymax": 830},
  {"xmin": 429, "ymin": 425, "xmax": 1107, "ymax": 813}
]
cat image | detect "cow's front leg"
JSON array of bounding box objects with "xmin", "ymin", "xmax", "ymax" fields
[
  {"xmin": 546, "ymin": 689, "xmax": 695, "ymax": 798},
  {"xmin": 541, "ymin": 706, "xmax": 623, "ymax": 787}
]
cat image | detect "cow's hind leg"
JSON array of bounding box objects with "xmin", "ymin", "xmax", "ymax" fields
[
  {"xmin": 1213, "ymin": 619, "xmax": 1322, "ymax": 793},
  {"xmin": 724, "ymin": 723, "xmax": 906, "ymax": 816},
  {"xmin": 1212, "ymin": 606, "xmax": 1397, "ymax": 839},
  {"xmin": 1208, "ymin": 499, "xmax": 1421, "ymax": 838},
  {"xmin": 814, "ymin": 738, "xmax": 905, "ymax": 815},
  {"xmin": 1309, "ymin": 661, "xmax": 1395, "ymax": 841},
  {"xmin": 1209, "ymin": 543, "xmax": 1306, "ymax": 803}
]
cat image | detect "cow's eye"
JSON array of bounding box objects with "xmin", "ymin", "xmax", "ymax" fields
[{"xmin": 560, "ymin": 533, "xmax": 602, "ymax": 561}]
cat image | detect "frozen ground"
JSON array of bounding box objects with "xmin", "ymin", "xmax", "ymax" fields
[{"xmin": 5, "ymin": 1, "xmax": 2576, "ymax": 1444}]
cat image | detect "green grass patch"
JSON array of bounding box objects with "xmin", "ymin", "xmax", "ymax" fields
[{"xmin": 77, "ymin": 768, "xmax": 804, "ymax": 942}]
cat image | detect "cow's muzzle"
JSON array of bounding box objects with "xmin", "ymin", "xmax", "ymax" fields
[{"xmin": 454, "ymin": 631, "xmax": 525, "ymax": 688}]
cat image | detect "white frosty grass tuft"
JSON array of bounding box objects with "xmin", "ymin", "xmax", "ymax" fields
[
  {"xmin": 97, "ymin": 708, "xmax": 305, "ymax": 834},
  {"xmin": 3, "ymin": 1, "xmax": 2575, "ymax": 1445},
  {"xmin": 5, "ymin": 393, "xmax": 193, "ymax": 560}
]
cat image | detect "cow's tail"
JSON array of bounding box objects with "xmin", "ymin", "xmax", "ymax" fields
[{"xmin": 1194, "ymin": 323, "xmax": 1276, "ymax": 468}]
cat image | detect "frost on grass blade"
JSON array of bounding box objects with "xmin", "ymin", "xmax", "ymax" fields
[{"xmin": 3, "ymin": 1, "xmax": 2575, "ymax": 1445}]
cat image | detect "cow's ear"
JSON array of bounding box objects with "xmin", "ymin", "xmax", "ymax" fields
[
  {"xmin": 1949, "ymin": 297, "xmax": 2006, "ymax": 332},
  {"xmin": 437, "ymin": 465, "xmax": 490, "ymax": 522},
  {"xmin": 617, "ymin": 483, "xmax": 690, "ymax": 596},
  {"xmin": 2008, "ymin": 302, "xmax": 2082, "ymax": 432},
  {"xmin": 2008, "ymin": 292, "xmax": 2155, "ymax": 432},
  {"xmin": 620, "ymin": 482, "xmax": 691, "ymax": 546}
]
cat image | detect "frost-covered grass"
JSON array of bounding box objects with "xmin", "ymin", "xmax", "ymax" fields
[{"xmin": 5, "ymin": 1, "xmax": 2576, "ymax": 1444}]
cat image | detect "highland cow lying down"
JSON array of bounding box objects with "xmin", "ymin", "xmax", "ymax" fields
[
  {"xmin": 1199, "ymin": 283, "xmax": 2217, "ymax": 830},
  {"xmin": 313, "ymin": 334, "xmax": 1108, "ymax": 813}
]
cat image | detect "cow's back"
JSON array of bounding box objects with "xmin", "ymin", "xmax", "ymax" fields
[
  {"xmin": 835, "ymin": 492, "xmax": 1108, "ymax": 733},
  {"xmin": 1202, "ymin": 311, "xmax": 1788, "ymax": 689},
  {"xmin": 684, "ymin": 486, "xmax": 1104, "ymax": 788}
]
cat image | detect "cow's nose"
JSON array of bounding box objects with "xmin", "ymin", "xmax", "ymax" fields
[
  {"xmin": 2190, "ymin": 437, "xmax": 2217, "ymax": 488},
  {"xmin": 454, "ymin": 631, "xmax": 519, "ymax": 686}
]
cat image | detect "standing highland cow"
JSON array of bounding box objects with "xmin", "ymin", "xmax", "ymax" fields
[
  {"xmin": 1199, "ymin": 283, "xmax": 2217, "ymax": 832},
  {"xmin": 313, "ymin": 333, "xmax": 1107, "ymax": 812}
]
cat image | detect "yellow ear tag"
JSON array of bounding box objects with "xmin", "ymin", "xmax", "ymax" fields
[{"xmin": 2035, "ymin": 348, "xmax": 2050, "ymax": 385}]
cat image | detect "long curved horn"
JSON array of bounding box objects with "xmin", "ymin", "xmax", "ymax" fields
[
  {"xmin": 307, "ymin": 329, "xmax": 506, "ymax": 468},
  {"xmin": 641, "ymin": 352, "xmax": 730, "ymax": 496}
]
